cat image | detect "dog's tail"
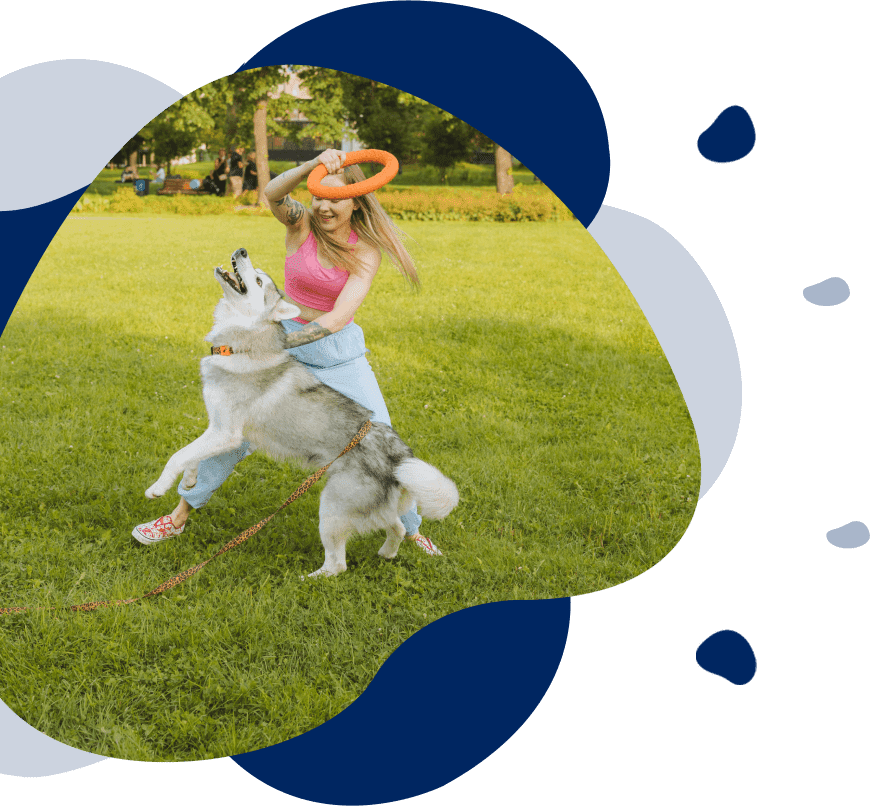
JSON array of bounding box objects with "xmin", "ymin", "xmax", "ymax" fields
[{"xmin": 394, "ymin": 458, "xmax": 459, "ymax": 520}]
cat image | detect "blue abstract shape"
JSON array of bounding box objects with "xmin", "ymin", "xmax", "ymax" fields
[
  {"xmin": 0, "ymin": 700, "xmax": 104, "ymax": 777},
  {"xmin": 234, "ymin": 599, "xmax": 570, "ymax": 804},
  {"xmin": 803, "ymin": 277, "xmax": 850, "ymax": 306},
  {"xmin": 827, "ymin": 521, "xmax": 870, "ymax": 549},
  {"xmin": 0, "ymin": 59, "xmax": 181, "ymax": 338},
  {"xmin": 696, "ymin": 630, "xmax": 756, "ymax": 685},
  {"xmin": 698, "ymin": 106, "xmax": 756, "ymax": 162},
  {"xmin": 589, "ymin": 207, "xmax": 740, "ymax": 498}
]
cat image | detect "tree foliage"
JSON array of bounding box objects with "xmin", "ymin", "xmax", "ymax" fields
[
  {"xmin": 285, "ymin": 67, "xmax": 349, "ymax": 145},
  {"xmin": 419, "ymin": 112, "xmax": 477, "ymax": 182},
  {"xmin": 130, "ymin": 65, "xmax": 506, "ymax": 193},
  {"xmin": 293, "ymin": 67, "xmax": 436, "ymax": 159}
]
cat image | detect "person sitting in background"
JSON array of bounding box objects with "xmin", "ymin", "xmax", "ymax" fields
[
  {"xmin": 117, "ymin": 165, "xmax": 138, "ymax": 183},
  {"xmin": 151, "ymin": 164, "xmax": 166, "ymax": 183},
  {"xmin": 242, "ymin": 153, "xmax": 258, "ymax": 192},
  {"xmin": 200, "ymin": 157, "xmax": 224, "ymax": 195},
  {"xmin": 228, "ymin": 146, "xmax": 245, "ymax": 197},
  {"xmin": 214, "ymin": 148, "xmax": 228, "ymax": 195}
]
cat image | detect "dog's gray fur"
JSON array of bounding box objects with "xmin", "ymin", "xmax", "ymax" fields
[{"xmin": 145, "ymin": 248, "xmax": 459, "ymax": 576}]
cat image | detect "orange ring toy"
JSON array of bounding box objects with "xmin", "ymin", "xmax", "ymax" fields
[{"xmin": 307, "ymin": 149, "xmax": 399, "ymax": 199}]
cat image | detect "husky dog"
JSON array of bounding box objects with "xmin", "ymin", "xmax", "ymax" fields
[{"xmin": 145, "ymin": 248, "xmax": 459, "ymax": 577}]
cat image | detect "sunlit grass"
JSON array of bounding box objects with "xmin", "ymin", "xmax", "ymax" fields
[{"xmin": 0, "ymin": 216, "xmax": 699, "ymax": 760}]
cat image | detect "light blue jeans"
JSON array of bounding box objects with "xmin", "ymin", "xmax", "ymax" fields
[{"xmin": 179, "ymin": 318, "xmax": 423, "ymax": 536}]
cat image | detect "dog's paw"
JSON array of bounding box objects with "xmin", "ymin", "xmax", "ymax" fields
[
  {"xmin": 145, "ymin": 482, "xmax": 168, "ymax": 499},
  {"xmin": 180, "ymin": 468, "xmax": 198, "ymax": 491},
  {"xmin": 377, "ymin": 545, "xmax": 399, "ymax": 560},
  {"xmin": 307, "ymin": 565, "xmax": 345, "ymax": 579}
]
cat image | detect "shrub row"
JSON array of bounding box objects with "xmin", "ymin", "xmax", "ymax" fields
[
  {"xmin": 72, "ymin": 188, "xmax": 264, "ymax": 216},
  {"xmin": 72, "ymin": 184, "xmax": 574, "ymax": 222},
  {"xmin": 377, "ymin": 186, "xmax": 574, "ymax": 222}
]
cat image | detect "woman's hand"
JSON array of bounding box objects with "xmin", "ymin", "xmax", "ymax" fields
[
  {"xmin": 317, "ymin": 149, "xmax": 347, "ymax": 175},
  {"xmin": 265, "ymin": 149, "xmax": 342, "ymax": 212}
]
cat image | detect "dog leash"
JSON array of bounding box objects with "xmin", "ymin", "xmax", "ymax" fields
[{"xmin": 0, "ymin": 420, "xmax": 372, "ymax": 616}]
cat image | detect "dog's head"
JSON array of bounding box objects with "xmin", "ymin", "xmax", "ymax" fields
[{"xmin": 214, "ymin": 247, "xmax": 300, "ymax": 324}]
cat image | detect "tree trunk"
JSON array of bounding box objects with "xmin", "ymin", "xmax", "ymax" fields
[
  {"xmin": 128, "ymin": 148, "xmax": 139, "ymax": 178},
  {"xmin": 495, "ymin": 145, "xmax": 514, "ymax": 195},
  {"xmin": 253, "ymin": 96, "xmax": 270, "ymax": 205}
]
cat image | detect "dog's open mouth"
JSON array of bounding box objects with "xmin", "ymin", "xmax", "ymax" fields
[{"xmin": 216, "ymin": 265, "xmax": 248, "ymax": 295}]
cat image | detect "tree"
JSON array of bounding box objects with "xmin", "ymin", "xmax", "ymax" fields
[
  {"xmin": 341, "ymin": 74, "xmax": 428, "ymax": 160},
  {"xmin": 293, "ymin": 68, "xmax": 430, "ymax": 162},
  {"xmin": 216, "ymin": 67, "xmax": 288, "ymax": 203},
  {"xmin": 128, "ymin": 83, "xmax": 225, "ymax": 174},
  {"xmin": 419, "ymin": 112, "xmax": 476, "ymax": 183},
  {"xmin": 494, "ymin": 145, "xmax": 514, "ymax": 195},
  {"xmin": 147, "ymin": 118, "xmax": 200, "ymax": 169},
  {"xmin": 113, "ymin": 133, "xmax": 145, "ymax": 172},
  {"xmin": 130, "ymin": 67, "xmax": 288, "ymax": 202},
  {"xmin": 286, "ymin": 66, "xmax": 350, "ymax": 145}
]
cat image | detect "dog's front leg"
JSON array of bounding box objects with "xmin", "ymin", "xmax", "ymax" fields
[
  {"xmin": 145, "ymin": 427, "xmax": 244, "ymax": 499},
  {"xmin": 180, "ymin": 465, "xmax": 199, "ymax": 491}
]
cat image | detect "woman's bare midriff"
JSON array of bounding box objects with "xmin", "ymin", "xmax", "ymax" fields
[{"xmin": 287, "ymin": 298, "xmax": 329, "ymax": 323}]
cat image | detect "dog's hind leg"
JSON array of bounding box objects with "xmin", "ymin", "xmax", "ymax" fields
[
  {"xmin": 308, "ymin": 513, "xmax": 353, "ymax": 578},
  {"xmin": 377, "ymin": 517, "xmax": 406, "ymax": 560}
]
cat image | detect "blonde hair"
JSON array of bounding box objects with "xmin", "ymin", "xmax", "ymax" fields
[{"xmin": 308, "ymin": 165, "xmax": 420, "ymax": 287}]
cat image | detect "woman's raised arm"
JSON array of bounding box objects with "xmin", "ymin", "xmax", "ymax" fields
[{"xmin": 265, "ymin": 150, "xmax": 346, "ymax": 229}]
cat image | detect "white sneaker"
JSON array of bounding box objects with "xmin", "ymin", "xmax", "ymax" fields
[
  {"xmin": 132, "ymin": 515, "xmax": 185, "ymax": 545},
  {"xmin": 405, "ymin": 533, "xmax": 442, "ymax": 556}
]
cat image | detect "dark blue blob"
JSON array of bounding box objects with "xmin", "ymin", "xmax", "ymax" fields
[
  {"xmin": 696, "ymin": 630, "xmax": 756, "ymax": 685},
  {"xmin": 239, "ymin": 3, "xmax": 610, "ymax": 229},
  {"xmin": 827, "ymin": 521, "xmax": 870, "ymax": 549},
  {"xmin": 698, "ymin": 106, "xmax": 756, "ymax": 163},
  {"xmin": 0, "ymin": 696, "xmax": 103, "ymax": 778},
  {"xmin": 803, "ymin": 277, "xmax": 850, "ymax": 306},
  {"xmin": 233, "ymin": 598, "xmax": 570, "ymax": 804},
  {"xmin": 0, "ymin": 59, "xmax": 181, "ymax": 340}
]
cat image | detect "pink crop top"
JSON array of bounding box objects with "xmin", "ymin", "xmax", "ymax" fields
[{"xmin": 284, "ymin": 230, "xmax": 358, "ymax": 322}]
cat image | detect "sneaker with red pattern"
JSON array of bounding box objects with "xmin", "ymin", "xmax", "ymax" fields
[
  {"xmin": 132, "ymin": 515, "xmax": 185, "ymax": 545},
  {"xmin": 405, "ymin": 533, "xmax": 442, "ymax": 556}
]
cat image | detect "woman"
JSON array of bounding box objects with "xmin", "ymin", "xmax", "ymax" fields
[{"xmin": 133, "ymin": 149, "xmax": 441, "ymax": 558}]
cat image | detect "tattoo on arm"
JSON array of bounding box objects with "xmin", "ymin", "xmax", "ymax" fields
[
  {"xmin": 284, "ymin": 322, "xmax": 332, "ymax": 349},
  {"xmin": 277, "ymin": 195, "xmax": 306, "ymax": 225}
]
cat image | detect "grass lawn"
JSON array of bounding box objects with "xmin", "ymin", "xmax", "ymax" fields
[{"xmin": 0, "ymin": 216, "xmax": 699, "ymax": 761}]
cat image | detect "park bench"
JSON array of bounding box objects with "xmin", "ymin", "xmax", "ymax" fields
[{"xmin": 156, "ymin": 176, "xmax": 205, "ymax": 196}]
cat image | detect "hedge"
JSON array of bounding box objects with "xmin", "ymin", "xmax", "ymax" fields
[{"xmin": 72, "ymin": 184, "xmax": 575, "ymax": 222}]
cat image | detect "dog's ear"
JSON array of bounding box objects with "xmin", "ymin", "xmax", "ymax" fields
[{"xmin": 271, "ymin": 298, "xmax": 302, "ymax": 322}]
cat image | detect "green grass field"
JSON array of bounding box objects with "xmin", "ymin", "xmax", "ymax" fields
[{"xmin": 0, "ymin": 215, "xmax": 699, "ymax": 761}]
